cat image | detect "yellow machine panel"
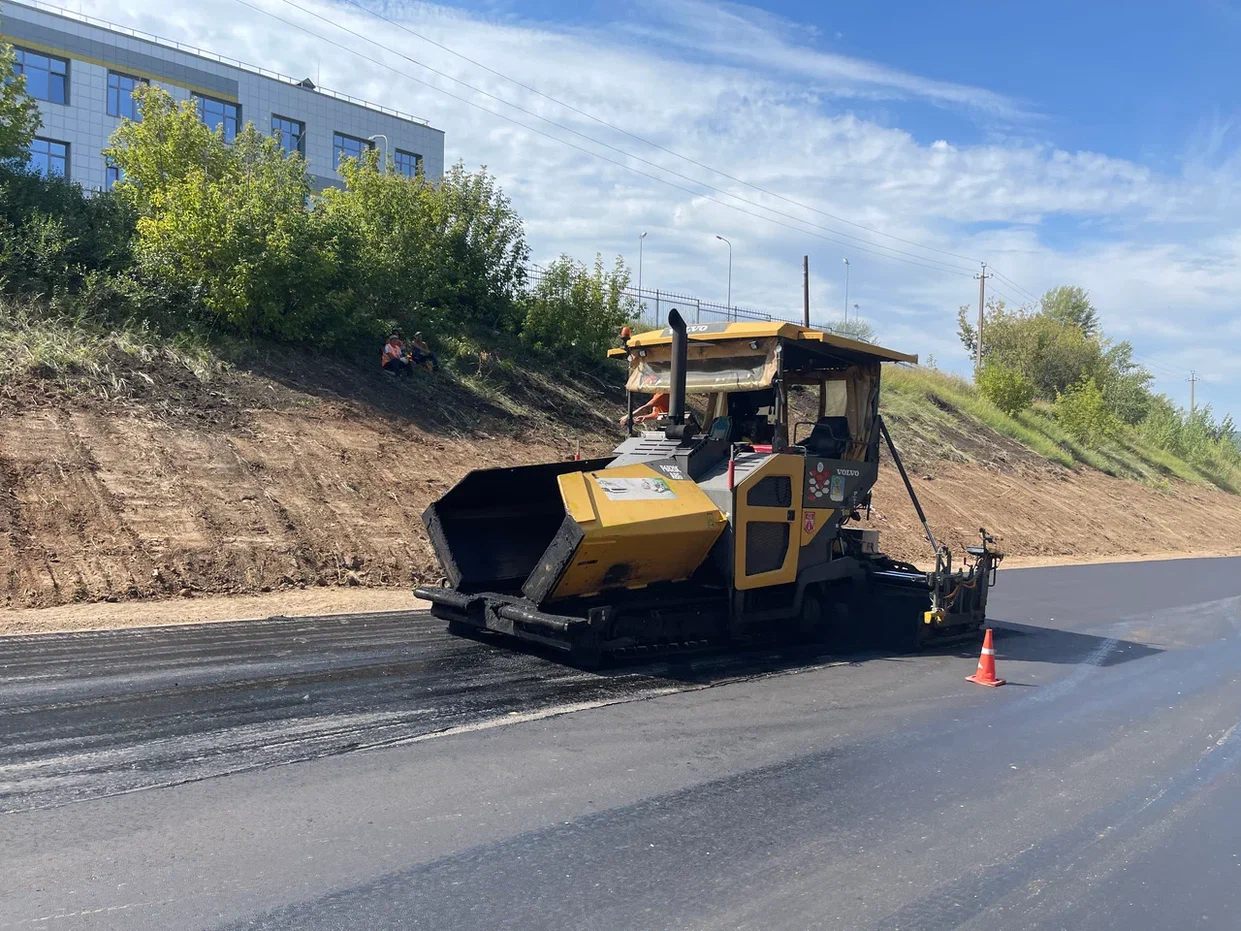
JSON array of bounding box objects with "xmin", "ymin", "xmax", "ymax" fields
[
  {"xmin": 733, "ymin": 454, "xmax": 804, "ymax": 591},
  {"xmin": 551, "ymin": 464, "xmax": 725, "ymax": 599}
]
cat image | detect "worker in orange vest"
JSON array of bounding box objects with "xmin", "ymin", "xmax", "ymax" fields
[
  {"xmin": 621, "ymin": 391, "xmax": 670, "ymax": 426},
  {"xmin": 381, "ymin": 331, "xmax": 414, "ymax": 376}
]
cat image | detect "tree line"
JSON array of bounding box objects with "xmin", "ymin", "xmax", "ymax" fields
[
  {"xmin": 0, "ymin": 45, "xmax": 634, "ymax": 364},
  {"xmin": 958, "ymin": 286, "xmax": 1238, "ymax": 471}
]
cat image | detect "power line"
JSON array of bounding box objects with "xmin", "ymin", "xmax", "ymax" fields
[
  {"xmin": 334, "ymin": 0, "xmax": 983, "ymax": 268},
  {"xmin": 986, "ymin": 282, "xmax": 1022, "ymax": 307},
  {"xmin": 987, "ymin": 267, "xmax": 1039, "ymax": 303},
  {"xmin": 267, "ymin": 0, "xmax": 976, "ymax": 276},
  {"xmin": 238, "ymin": 0, "xmax": 979, "ymax": 277},
  {"xmin": 1131, "ymin": 353, "xmax": 1186, "ymax": 379}
]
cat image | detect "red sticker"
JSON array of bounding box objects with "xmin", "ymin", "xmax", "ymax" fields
[{"xmin": 803, "ymin": 510, "xmax": 816, "ymax": 534}]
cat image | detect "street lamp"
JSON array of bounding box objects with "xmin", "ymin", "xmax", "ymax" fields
[
  {"xmin": 638, "ymin": 231, "xmax": 647, "ymax": 295},
  {"xmin": 842, "ymin": 258, "xmax": 850, "ymax": 319},
  {"xmin": 716, "ymin": 235, "xmax": 732, "ymax": 316},
  {"xmin": 853, "ymin": 303, "xmax": 860, "ymax": 322},
  {"xmin": 367, "ymin": 134, "xmax": 388, "ymax": 172}
]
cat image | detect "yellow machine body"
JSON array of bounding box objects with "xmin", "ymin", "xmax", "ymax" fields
[
  {"xmin": 731, "ymin": 453, "xmax": 805, "ymax": 590},
  {"xmin": 551, "ymin": 463, "xmax": 725, "ymax": 599}
]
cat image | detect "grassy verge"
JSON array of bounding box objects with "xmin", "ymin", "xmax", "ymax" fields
[{"xmin": 883, "ymin": 365, "xmax": 1237, "ymax": 492}]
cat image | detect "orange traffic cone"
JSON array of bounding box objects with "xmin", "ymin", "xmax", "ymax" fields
[{"xmin": 966, "ymin": 628, "xmax": 1005, "ymax": 687}]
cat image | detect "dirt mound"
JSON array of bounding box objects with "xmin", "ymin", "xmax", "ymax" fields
[{"xmin": 2, "ymin": 347, "xmax": 1240, "ymax": 611}]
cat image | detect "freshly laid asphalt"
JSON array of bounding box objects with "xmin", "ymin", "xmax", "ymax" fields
[{"xmin": 2, "ymin": 557, "xmax": 1241, "ymax": 930}]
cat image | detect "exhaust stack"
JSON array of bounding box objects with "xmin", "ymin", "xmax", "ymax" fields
[
  {"xmin": 666, "ymin": 308, "xmax": 688, "ymax": 435},
  {"xmin": 664, "ymin": 309, "xmax": 698, "ymax": 441}
]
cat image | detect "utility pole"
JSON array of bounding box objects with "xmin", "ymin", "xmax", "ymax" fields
[
  {"xmin": 974, "ymin": 262, "xmax": 991, "ymax": 377},
  {"xmin": 802, "ymin": 255, "xmax": 810, "ymax": 326},
  {"xmin": 1188, "ymin": 370, "xmax": 1198, "ymax": 414}
]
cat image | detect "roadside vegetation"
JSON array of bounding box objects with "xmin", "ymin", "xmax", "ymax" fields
[
  {"xmin": 0, "ymin": 43, "xmax": 636, "ymax": 392},
  {"xmin": 887, "ymin": 282, "xmax": 1241, "ymax": 490}
]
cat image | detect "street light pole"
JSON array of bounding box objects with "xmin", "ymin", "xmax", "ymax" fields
[
  {"xmin": 367, "ymin": 134, "xmax": 388, "ymax": 172},
  {"xmin": 716, "ymin": 235, "xmax": 732, "ymax": 317},
  {"xmin": 842, "ymin": 258, "xmax": 850, "ymax": 319},
  {"xmin": 638, "ymin": 231, "xmax": 647, "ymax": 295}
]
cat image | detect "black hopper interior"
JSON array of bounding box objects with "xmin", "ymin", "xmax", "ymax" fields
[{"xmin": 422, "ymin": 458, "xmax": 612, "ymax": 594}]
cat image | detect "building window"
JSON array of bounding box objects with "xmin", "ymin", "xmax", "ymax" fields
[
  {"xmin": 28, "ymin": 138, "xmax": 68, "ymax": 179},
  {"xmin": 195, "ymin": 95, "xmax": 240, "ymax": 142},
  {"xmin": 394, "ymin": 149, "xmax": 421, "ymax": 178},
  {"xmin": 333, "ymin": 132, "xmax": 371, "ymax": 170},
  {"xmin": 271, "ymin": 115, "xmax": 305, "ymax": 156},
  {"xmin": 12, "ymin": 48, "xmax": 68, "ymax": 104},
  {"xmin": 105, "ymin": 162, "xmax": 124, "ymax": 191},
  {"xmin": 107, "ymin": 72, "xmax": 146, "ymax": 120}
]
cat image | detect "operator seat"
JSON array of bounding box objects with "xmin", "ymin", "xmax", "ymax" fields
[{"xmin": 804, "ymin": 416, "xmax": 851, "ymax": 459}]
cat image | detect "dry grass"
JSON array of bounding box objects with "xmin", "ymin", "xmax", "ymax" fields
[{"xmin": 0, "ymin": 302, "xmax": 223, "ymax": 397}]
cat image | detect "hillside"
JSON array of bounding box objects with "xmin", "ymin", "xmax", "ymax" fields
[{"xmin": 3, "ymin": 315, "xmax": 1241, "ymax": 611}]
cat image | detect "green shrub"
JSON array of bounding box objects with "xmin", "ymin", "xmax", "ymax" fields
[
  {"xmin": 1053, "ymin": 376, "xmax": 1120, "ymax": 446},
  {"xmin": 520, "ymin": 254, "xmax": 635, "ymax": 361},
  {"xmin": 0, "ymin": 167, "xmax": 135, "ymax": 299},
  {"xmin": 977, "ymin": 363, "xmax": 1035, "ymax": 415}
]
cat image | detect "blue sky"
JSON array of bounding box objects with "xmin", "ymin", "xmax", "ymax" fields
[{"xmin": 82, "ymin": 0, "xmax": 1241, "ymax": 415}]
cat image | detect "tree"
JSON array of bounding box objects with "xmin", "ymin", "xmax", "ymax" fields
[
  {"xmin": 105, "ymin": 84, "xmax": 340, "ymax": 340},
  {"xmin": 977, "ymin": 363, "xmax": 1035, "ymax": 416},
  {"xmin": 1040, "ymin": 285, "xmax": 1099, "ymax": 337},
  {"xmin": 1054, "ymin": 376, "xmax": 1119, "ymax": 445},
  {"xmin": 0, "ymin": 33, "xmax": 40, "ymax": 164},
  {"xmin": 828, "ymin": 316, "xmax": 875, "ymax": 342},
  {"xmin": 319, "ymin": 157, "xmax": 530, "ymax": 335},
  {"xmin": 1098, "ymin": 340, "xmax": 1153, "ymax": 425},
  {"xmin": 520, "ymin": 253, "xmax": 636, "ymax": 360}
]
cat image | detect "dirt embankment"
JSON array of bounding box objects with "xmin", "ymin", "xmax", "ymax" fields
[{"xmin": 3, "ymin": 348, "xmax": 1241, "ymax": 623}]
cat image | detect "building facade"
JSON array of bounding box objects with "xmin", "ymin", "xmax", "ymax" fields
[{"xmin": 0, "ymin": 0, "xmax": 445, "ymax": 191}]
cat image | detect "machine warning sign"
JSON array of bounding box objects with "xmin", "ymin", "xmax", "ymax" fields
[
  {"xmin": 595, "ymin": 476, "xmax": 676, "ymax": 501},
  {"xmin": 803, "ymin": 510, "xmax": 816, "ymax": 533}
]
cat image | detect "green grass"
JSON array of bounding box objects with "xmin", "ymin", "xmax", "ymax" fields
[
  {"xmin": 884, "ymin": 366, "xmax": 1073, "ymax": 467},
  {"xmin": 883, "ymin": 365, "xmax": 1239, "ymax": 493}
]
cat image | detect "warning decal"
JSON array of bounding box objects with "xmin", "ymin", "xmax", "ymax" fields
[{"xmin": 803, "ymin": 510, "xmax": 816, "ymax": 534}]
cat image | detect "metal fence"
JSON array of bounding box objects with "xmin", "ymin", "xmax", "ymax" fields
[{"xmin": 523, "ymin": 265, "xmax": 849, "ymax": 335}]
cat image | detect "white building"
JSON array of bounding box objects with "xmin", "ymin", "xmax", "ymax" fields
[{"xmin": 0, "ymin": 0, "xmax": 445, "ymax": 191}]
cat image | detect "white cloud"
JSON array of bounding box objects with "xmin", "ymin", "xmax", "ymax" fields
[{"xmin": 80, "ymin": 0, "xmax": 1241, "ymax": 413}]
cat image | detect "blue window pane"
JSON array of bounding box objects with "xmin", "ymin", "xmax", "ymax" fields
[
  {"xmin": 271, "ymin": 115, "xmax": 305, "ymax": 156},
  {"xmin": 107, "ymin": 72, "xmax": 144, "ymax": 120},
  {"xmin": 196, "ymin": 96, "xmax": 240, "ymax": 142},
  {"xmin": 394, "ymin": 150, "xmax": 421, "ymax": 178},
  {"xmin": 105, "ymin": 164, "xmax": 124, "ymax": 191},
  {"xmin": 28, "ymin": 138, "xmax": 68, "ymax": 179},
  {"xmin": 13, "ymin": 48, "xmax": 68, "ymax": 104},
  {"xmin": 333, "ymin": 132, "xmax": 371, "ymax": 170}
]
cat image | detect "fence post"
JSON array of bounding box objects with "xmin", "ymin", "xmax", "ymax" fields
[
  {"xmin": 695, "ymin": 299, "xmax": 701, "ymax": 324},
  {"xmin": 655, "ymin": 290, "xmax": 660, "ymax": 328}
]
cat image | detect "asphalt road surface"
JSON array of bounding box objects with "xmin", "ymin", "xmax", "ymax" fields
[{"xmin": 3, "ymin": 557, "xmax": 1241, "ymax": 930}]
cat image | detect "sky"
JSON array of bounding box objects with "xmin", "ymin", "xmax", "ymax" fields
[{"xmin": 72, "ymin": 0, "xmax": 1241, "ymax": 415}]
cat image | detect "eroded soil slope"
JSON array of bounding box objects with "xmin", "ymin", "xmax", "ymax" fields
[{"xmin": 2, "ymin": 351, "xmax": 1240, "ymax": 610}]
